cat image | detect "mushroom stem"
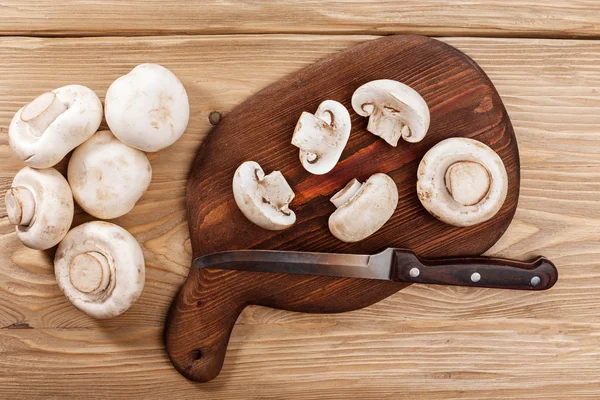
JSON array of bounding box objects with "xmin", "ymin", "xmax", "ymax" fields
[
  {"xmin": 291, "ymin": 112, "xmax": 336, "ymax": 156},
  {"xmin": 260, "ymin": 170, "xmax": 295, "ymax": 210},
  {"xmin": 444, "ymin": 161, "xmax": 491, "ymax": 206},
  {"xmin": 5, "ymin": 186, "xmax": 35, "ymax": 226},
  {"xmin": 330, "ymin": 178, "xmax": 363, "ymax": 208},
  {"xmin": 69, "ymin": 251, "xmax": 111, "ymax": 294},
  {"xmin": 366, "ymin": 107, "xmax": 407, "ymax": 147},
  {"xmin": 20, "ymin": 92, "xmax": 67, "ymax": 136}
]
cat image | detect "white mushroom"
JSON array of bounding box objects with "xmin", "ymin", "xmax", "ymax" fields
[
  {"xmin": 351, "ymin": 79, "xmax": 429, "ymax": 146},
  {"xmin": 232, "ymin": 161, "xmax": 296, "ymax": 230},
  {"xmin": 329, "ymin": 173, "xmax": 398, "ymax": 243},
  {"xmin": 54, "ymin": 221, "xmax": 145, "ymax": 319},
  {"xmin": 8, "ymin": 85, "xmax": 103, "ymax": 168},
  {"xmin": 105, "ymin": 63, "xmax": 190, "ymax": 152},
  {"xmin": 416, "ymin": 137, "xmax": 508, "ymax": 227},
  {"xmin": 291, "ymin": 100, "xmax": 351, "ymax": 175},
  {"xmin": 67, "ymin": 130, "xmax": 152, "ymax": 219},
  {"xmin": 4, "ymin": 167, "xmax": 74, "ymax": 250}
]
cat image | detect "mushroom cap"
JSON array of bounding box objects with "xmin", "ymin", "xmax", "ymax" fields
[
  {"xmin": 105, "ymin": 63, "xmax": 190, "ymax": 152},
  {"xmin": 416, "ymin": 137, "xmax": 508, "ymax": 227},
  {"xmin": 328, "ymin": 173, "xmax": 398, "ymax": 243},
  {"xmin": 5, "ymin": 167, "xmax": 74, "ymax": 250},
  {"xmin": 232, "ymin": 161, "xmax": 296, "ymax": 230},
  {"xmin": 351, "ymin": 79, "xmax": 430, "ymax": 146},
  {"xmin": 54, "ymin": 221, "xmax": 145, "ymax": 319},
  {"xmin": 291, "ymin": 100, "xmax": 351, "ymax": 175},
  {"xmin": 68, "ymin": 130, "xmax": 152, "ymax": 219},
  {"xmin": 8, "ymin": 85, "xmax": 103, "ymax": 168}
]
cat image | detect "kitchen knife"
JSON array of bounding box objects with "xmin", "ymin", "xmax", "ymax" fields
[{"xmin": 194, "ymin": 248, "xmax": 558, "ymax": 290}]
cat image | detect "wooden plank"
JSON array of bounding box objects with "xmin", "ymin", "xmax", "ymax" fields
[
  {"xmin": 1, "ymin": 320, "xmax": 599, "ymax": 399},
  {"xmin": 0, "ymin": 1, "xmax": 599, "ymax": 38},
  {"xmin": 0, "ymin": 35, "xmax": 599, "ymax": 398}
]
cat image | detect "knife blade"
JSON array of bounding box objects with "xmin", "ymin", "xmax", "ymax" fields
[{"xmin": 194, "ymin": 248, "xmax": 558, "ymax": 290}]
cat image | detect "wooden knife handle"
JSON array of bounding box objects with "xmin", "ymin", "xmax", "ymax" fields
[{"xmin": 392, "ymin": 249, "xmax": 558, "ymax": 290}]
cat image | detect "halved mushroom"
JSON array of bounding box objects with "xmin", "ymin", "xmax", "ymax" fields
[
  {"xmin": 68, "ymin": 130, "xmax": 152, "ymax": 219},
  {"xmin": 54, "ymin": 221, "xmax": 145, "ymax": 319},
  {"xmin": 105, "ymin": 63, "xmax": 190, "ymax": 152},
  {"xmin": 329, "ymin": 173, "xmax": 398, "ymax": 243},
  {"xmin": 5, "ymin": 167, "xmax": 74, "ymax": 250},
  {"xmin": 232, "ymin": 161, "xmax": 296, "ymax": 230},
  {"xmin": 8, "ymin": 85, "xmax": 103, "ymax": 168},
  {"xmin": 291, "ymin": 100, "xmax": 351, "ymax": 175},
  {"xmin": 416, "ymin": 137, "xmax": 508, "ymax": 227},
  {"xmin": 351, "ymin": 79, "xmax": 429, "ymax": 146}
]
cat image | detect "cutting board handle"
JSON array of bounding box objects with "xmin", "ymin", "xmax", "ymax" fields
[
  {"xmin": 165, "ymin": 264, "xmax": 405, "ymax": 382},
  {"xmin": 165, "ymin": 267, "xmax": 244, "ymax": 382}
]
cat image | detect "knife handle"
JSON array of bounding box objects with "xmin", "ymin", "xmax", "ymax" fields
[{"xmin": 392, "ymin": 249, "xmax": 558, "ymax": 290}]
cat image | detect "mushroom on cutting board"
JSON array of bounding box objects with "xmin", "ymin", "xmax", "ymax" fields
[
  {"xmin": 416, "ymin": 137, "xmax": 508, "ymax": 227},
  {"xmin": 68, "ymin": 130, "xmax": 152, "ymax": 220},
  {"xmin": 329, "ymin": 173, "xmax": 398, "ymax": 243},
  {"xmin": 351, "ymin": 79, "xmax": 429, "ymax": 146},
  {"xmin": 54, "ymin": 221, "xmax": 145, "ymax": 319},
  {"xmin": 8, "ymin": 85, "xmax": 103, "ymax": 168},
  {"xmin": 291, "ymin": 100, "xmax": 351, "ymax": 175},
  {"xmin": 232, "ymin": 161, "xmax": 296, "ymax": 230},
  {"xmin": 105, "ymin": 63, "xmax": 190, "ymax": 152},
  {"xmin": 5, "ymin": 167, "xmax": 74, "ymax": 250}
]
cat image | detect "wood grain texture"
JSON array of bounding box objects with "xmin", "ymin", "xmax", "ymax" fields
[
  {"xmin": 1, "ymin": 1, "xmax": 600, "ymax": 38},
  {"xmin": 167, "ymin": 34, "xmax": 521, "ymax": 382},
  {"xmin": 0, "ymin": 35, "xmax": 599, "ymax": 398}
]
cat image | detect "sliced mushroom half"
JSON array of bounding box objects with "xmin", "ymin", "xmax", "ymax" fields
[
  {"xmin": 54, "ymin": 221, "xmax": 145, "ymax": 319},
  {"xmin": 9, "ymin": 85, "xmax": 103, "ymax": 168},
  {"xmin": 329, "ymin": 173, "xmax": 398, "ymax": 243},
  {"xmin": 416, "ymin": 137, "xmax": 508, "ymax": 227},
  {"xmin": 5, "ymin": 167, "xmax": 74, "ymax": 250},
  {"xmin": 351, "ymin": 79, "xmax": 429, "ymax": 146},
  {"xmin": 232, "ymin": 161, "xmax": 296, "ymax": 230},
  {"xmin": 291, "ymin": 100, "xmax": 351, "ymax": 175}
]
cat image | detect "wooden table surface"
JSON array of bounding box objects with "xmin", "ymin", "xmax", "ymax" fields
[{"xmin": 0, "ymin": 2, "xmax": 599, "ymax": 399}]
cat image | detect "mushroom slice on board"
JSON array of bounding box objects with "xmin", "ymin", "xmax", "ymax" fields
[
  {"xmin": 8, "ymin": 85, "xmax": 103, "ymax": 168},
  {"xmin": 351, "ymin": 79, "xmax": 430, "ymax": 146},
  {"xmin": 5, "ymin": 167, "xmax": 74, "ymax": 250},
  {"xmin": 232, "ymin": 161, "xmax": 296, "ymax": 231},
  {"xmin": 54, "ymin": 221, "xmax": 145, "ymax": 319},
  {"xmin": 291, "ymin": 100, "xmax": 351, "ymax": 175},
  {"xmin": 416, "ymin": 137, "xmax": 508, "ymax": 227},
  {"xmin": 329, "ymin": 173, "xmax": 398, "ymax": 243},
  {"xmin": 105, "ymin": 63, "xmax": 190, "ymax": 152},
  {"xmin": 68, "ymin": 130, "xmax": 152, "ymax": 220}
]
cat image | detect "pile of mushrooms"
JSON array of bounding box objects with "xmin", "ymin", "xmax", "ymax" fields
[
  {"xmin": 4, "ymin": 64, "xmax": 189, "ymax": 319},
  {"xmin": 233, "ymin": 79, "xmax": 507, "ymax": 239}
]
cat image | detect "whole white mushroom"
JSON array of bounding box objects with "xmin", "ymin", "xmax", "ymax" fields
[
  {"xmin": 68, "ymin": 130, "xmax": 152, "ymax": 219},
  {"xmin": 105, "ymin": 63, "xmax": 190, "ymax": 152},
  {"xmin": 5, "ymin": 167, "xmax": 74, "ymax": 250},
  {"xmin": 8, "ymin": 85, "xmax": 103, "ymax": 168},
  {"xmin": 416, "ymin": 137, "xmax": 508, "ymax": 227},
  {"xmin": 54, "ymin": 221, "xmax": 145, "ymax": 319}
]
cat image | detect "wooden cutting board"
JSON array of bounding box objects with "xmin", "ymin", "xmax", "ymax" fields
[{"xmin": 165, "ymin": 35, "xmax": 520, "ymax": 382}]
